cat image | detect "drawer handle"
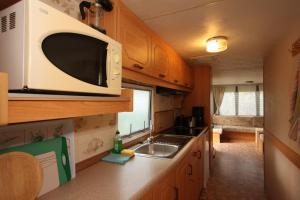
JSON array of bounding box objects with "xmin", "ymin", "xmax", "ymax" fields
[
  {"xmin": 193, "ymin": 151, "xmax": 197, "ymax": 157},
  {"xmin": 184, "ymin": 83, "xmax": 189, "ymax": 86},
  {"xmin": 174, "ymin": 80, "xmax": 178, "ymax": 83},
  {"xmin": 198, "ymin": 151, "xmax": 202, "ymax": 159},
  {"xmin": 159, "ymin": 74, "xmax": 166, "ymax": 78},
  {"xmin": 173, "ymin": 186, "xmax": 179, "ymax": 200},
  {"xmin": 188, "ymin": 164, "xmax": 193, "ymax": 175},
  {"xmin": 133, "ymin": 64, "xmax": 144, "ymax": 69}
]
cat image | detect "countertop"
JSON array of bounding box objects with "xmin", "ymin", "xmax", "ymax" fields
[{"xmin": 40, "ymin": 128, "xmax": 207, "ymax": 200}]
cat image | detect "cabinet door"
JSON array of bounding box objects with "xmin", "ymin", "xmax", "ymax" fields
[
  {"xmin": 196, "ymin": 136, "xmax": 205, "ymax": 191},
  {"xmin": 182, "ymin": 62, "xmax": 193, "ymax": 88},
  {"xmin": 117, "ymin": 3, "xmax": 152, "ymax": 74},
  {"xmin": 189, "ymin": 141, "xmax": 203, "ymax": 200},
  {"xmin": 140, "ymin": 190, "xmax": 153, "ymax": 200},
  {"xmin": 153, "ymin": 172, "xmax": 177, "ymax": 200},
  {"xmin": 167, "ymin": 51, "xmax": 183, "ymax": 85},
  {"xmin": 176, "ymin": 154, "xmax": 198, "ymax": 200},
  {"xmin": 190, "ymin": 136, "xmax": 205, "ymax": 198},
  {"xmin": 151, "ymin": 38, "xmax": 170, "ymax": 80}
]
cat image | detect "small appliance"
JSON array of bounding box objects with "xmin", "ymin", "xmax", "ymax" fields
[
  {"xmin": 192, "ymin": 106, "xmax": 205, "ymax": 127},
  {"xmin": 0, "ymin": 0, "xmax": 122, "ymax": 96}
]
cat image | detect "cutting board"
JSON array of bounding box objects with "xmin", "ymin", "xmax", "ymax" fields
[
  {"xmin": 0, "ymin": 137, "xmax": 71, "ymax": 185},
  {"xmin": 0, "ymin": 152, "xmax": 43, "ymax": 200},
  {"xmin": 36, "ymin": 151, "xmax": 60, "ymax": 197}
]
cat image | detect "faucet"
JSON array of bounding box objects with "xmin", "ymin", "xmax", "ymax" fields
[
  {"xmin": 147, "ymin": 135, "xmax": 154, "ymax": 144},
  {"xmin": 147, "ymin": 120, "xmax": 154, "ymax": 144}
]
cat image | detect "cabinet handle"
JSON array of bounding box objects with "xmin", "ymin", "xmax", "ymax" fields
[
  {"xmin": 184, "ymin": 83, "xmax": 189, "ymax": 86},
  {"xmin": 173, "ymin": 186, "xmax": 179, "ymax": 200},
  {"xmin": 159, "ymin": 73, "xmax": 166, "ymax": 78},
  {"xmin": 198, "ymin": 151, "xmax": 202, "ymax": 159},
  {"xmin": 188, "ymin": 164, "xmax": 193, "ymax": 175},
  {"xmin": 174, "ymin": 79, "xmax": 178, "ymax": 83},
  {"xmin": 133, "ymin": 64, "xmax": 144, "ymax": 70}
]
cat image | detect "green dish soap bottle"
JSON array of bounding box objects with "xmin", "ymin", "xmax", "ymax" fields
[{"xmin": 113, "ymin": 130, "xmax": 123, "ymax": 154}]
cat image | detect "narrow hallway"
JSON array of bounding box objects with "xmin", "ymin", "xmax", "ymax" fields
[{"xmin": 201, "ymin": 142, "xmax": 267, "ymax": 200}]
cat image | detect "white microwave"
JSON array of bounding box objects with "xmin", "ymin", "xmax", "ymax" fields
[{"xmin": 0, "ymin": 0, "xmax": 122, "ymax": 95}]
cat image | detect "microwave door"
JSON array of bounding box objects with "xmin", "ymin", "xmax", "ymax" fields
[{"xmin": 41, "ymin": 33, "xmax": 108, "ymax": 88}]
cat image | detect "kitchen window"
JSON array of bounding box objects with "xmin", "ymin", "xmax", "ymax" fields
[
  {"xmin": 219, "ymin": 84, "xmax": 264, "ymax": 116},
  {"xmin": 118, "ymin": 86, "xmax": 152, "ymax": 137}
]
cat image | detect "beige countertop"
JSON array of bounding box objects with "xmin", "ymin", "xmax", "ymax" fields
[{"xmin": 40, "ymin": 129, "xmax": 207, "ymax": 200}]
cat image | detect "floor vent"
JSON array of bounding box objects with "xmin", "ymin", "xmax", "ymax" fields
[
  {"xmin": 1, "ymin": 16, "xmax": 7, "ymax": 33},
  {"xmin": 9, "ymin": 12, "xmax": 16, "ymax": 30}
]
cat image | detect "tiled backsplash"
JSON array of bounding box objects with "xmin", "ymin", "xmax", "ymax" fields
[
  {"xmin": 41, "ymin": 0, "xmax": 82, "ymax": 19},
  {"xmin": 0, "ymin": 119, "xmax": 76, "ymax": 178},
  {"xmin": 74, "ymin": 114, "xmax": 117, "ymax": 163}
]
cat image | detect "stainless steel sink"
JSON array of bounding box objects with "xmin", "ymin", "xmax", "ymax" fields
[
  {"xmin": 134, "ymin": 143, "xmax": 179, "ymax": 158},
  {"xmin": 133, "ymin": 134, "xmax": 193, "ymax": 158}
]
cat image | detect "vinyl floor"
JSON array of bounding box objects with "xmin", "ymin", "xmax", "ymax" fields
[{"xmin": 200, "ymin": 141, "xmax": 267, "ymax": 200}]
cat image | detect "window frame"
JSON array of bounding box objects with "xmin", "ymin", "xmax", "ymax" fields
[
  {"xmin": 218, "ymin": 84, "xmax": 264, "ymax": 117},
  {"xmin": 117, "ymin": 83, "xmax": 153, "ymax": 139}
]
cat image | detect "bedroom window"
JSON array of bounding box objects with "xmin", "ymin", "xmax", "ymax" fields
[
  {"xmin": 220, "ymin": 86, "xmax": 236, "ymax": 116},
  {"xmin": 118, "ymin": 87, "xmax": 152, "ymax": 137},
  {"xmin": 219, "ymin": 85, "xmax": 263, "ymax": 116}
]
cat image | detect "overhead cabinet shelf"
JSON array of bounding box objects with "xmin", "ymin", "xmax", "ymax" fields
[
  {"xmin": 0, "ymin": 73, "xmax": 133, "ymax": 125},
  {"xmin": 8, "ymin": 90, "xmax": 133, "ymax": 124}
]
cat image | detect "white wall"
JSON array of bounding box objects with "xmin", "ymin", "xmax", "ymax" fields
[
  {"xmin": 264, "ymin": 20, "xmax": 300, "ymax": 200},
  {"xmin": 213, "ymin": 67, "xmax": 263, "ymax": 85}
]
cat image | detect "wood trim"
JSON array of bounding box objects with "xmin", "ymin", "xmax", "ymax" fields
[
  {"xmin": 8, "ymin": 89, "xmax": 133, "ymax": 124},
  {"xmin": 221, "ymin": 131, "xmax": 255, "ymax": 142},
  {"xmin": 0, "ymin": 73, "xmax": 8, "ymax": 126},
  {"xmin": 123, "ymin": 68, "xmax": 192, "ymax": 92},
  {"xmin": 76, "ymin": 150, "xmax": 111, "ymax": 172},
  {"xmin": 265, "ymin": 130, "xmax": 300, "ymax": 169}
]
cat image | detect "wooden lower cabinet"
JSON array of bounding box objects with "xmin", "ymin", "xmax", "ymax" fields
[
  {"xmin": 140, "ymin": 190, "xmax": 153, "ymax": 200},
  {"xmin": 140, "ymin": 136, "xmax": 205, "ymax": 200},
  {"xmin": 176, "ymin": 155, "xmax": 196, "ymax": 200},
  {"xmin": 190, "ymin": 135, "xmax": 205, "ymax": 198},
  {"xmin": 176, "ymin": 136, "xmax": 205, "ymax": 200},
  {"xmin": 153, "ymin": 171, "xmax": 177, "ymax": 200}
]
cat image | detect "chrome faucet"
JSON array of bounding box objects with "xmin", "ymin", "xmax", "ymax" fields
[
  {"xmin": 147, "ymin": 135, "xmax": 154, "ymax": 144},
  {"xmin": 147, "ymin": 120, "xmax": 154, "ymax": 144}
]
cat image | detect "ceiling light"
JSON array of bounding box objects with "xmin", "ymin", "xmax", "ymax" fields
[{"xmin": 206, "ymin": 36, "xmax": 228, "ymax": 53}]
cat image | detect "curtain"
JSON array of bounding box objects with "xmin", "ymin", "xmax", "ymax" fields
[
  {"xmin": 289, "ymin": 65, "xmax": 300, "ymax": 144},
  {"xmin": 213, "ymin": 86, "xmax": 225, "ymax": 115}
]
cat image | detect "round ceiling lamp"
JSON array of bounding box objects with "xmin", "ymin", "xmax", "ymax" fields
[{"xmin": 206, "ymin": 36, "xmax": 228, "ymax": 53}]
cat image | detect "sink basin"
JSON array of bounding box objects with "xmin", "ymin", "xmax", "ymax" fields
[{"xmin": 134, "ymin": 143, "xmax": 179, "ymax": 158}]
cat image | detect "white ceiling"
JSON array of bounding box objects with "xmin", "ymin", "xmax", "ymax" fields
[{"xmin": 122, "ymin": 0, "xmax": 300, "ymax": 70}]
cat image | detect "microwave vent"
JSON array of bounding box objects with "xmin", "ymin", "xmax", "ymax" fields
[
  {"xmin": 9, "ymin": 12, "xmax": 16, "ymax": 30},
  {"xmin": 1, "ymin": 16, "xmax": 7, "ymax": 33}
]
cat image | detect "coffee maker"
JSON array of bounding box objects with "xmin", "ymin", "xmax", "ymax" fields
[{"xmin": 192, "ymin": 106, "xmax": 205, "ymax": 127}]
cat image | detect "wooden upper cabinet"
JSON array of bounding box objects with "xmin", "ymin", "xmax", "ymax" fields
[
  {"xmin": 117, "ymin": 2, "xmax": 152, "ymax": 74},
  {"xmin": 167, "ymin": 50, "xmax": 182, "ymax": 85},
  {"xmin": 151, "ymin": 37, "xmax": 170, "ymax": 80},
  {"xmin": 182, "ymin": 62, "xmax": 193, "ymax": 88},
  {"xmin": 167, "ymin": 51, "xmax": 193, "ymax": 88}
]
